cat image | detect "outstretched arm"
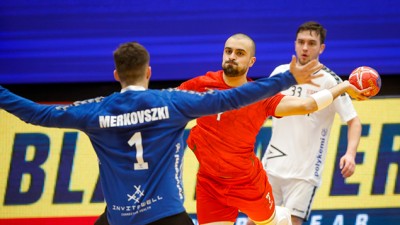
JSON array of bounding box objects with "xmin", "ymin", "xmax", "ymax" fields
[
  {"xmin": 0, "ymin": 86, "xmax": 89, "ymax": 129},
  {"xmin": 274, "ymin": 80, "xmax": 370, "ymax": 117},
  {"xmin": 174, "ymin": 70, "xmax": 298, "ymax": 118}
]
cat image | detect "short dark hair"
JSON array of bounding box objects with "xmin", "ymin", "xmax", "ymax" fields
[
  {"xmin": 296, "ymin": 21, "xmax": 327, "ymax": 44},
  {"xmin": 113, "ymin": 42, "xmax": 150, "ymax": 83},
  {"xmin": 229, "ymin": 33, "xmax": 256, "ymax": 56}
]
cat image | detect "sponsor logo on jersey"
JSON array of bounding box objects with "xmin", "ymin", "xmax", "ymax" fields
[
  {"xmin": 174, "ymin": 143, "xmax": 184, "ymax": 199},
  {"xmin": 112, "ymin": 185, "xmax": 164, "ymax": 216},
  {"xmin": 314, "ymin": 128, "xmax": 328, "ymax": 178},
  {"xmin": 266, "ymin": 145, "xmax": 287, "ymax": 159}
]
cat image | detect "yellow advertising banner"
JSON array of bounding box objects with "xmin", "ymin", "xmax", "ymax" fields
[
  {"xmin": 0, "ymin": 117, "xmax": 105, "ymax": 218},
  {"xmin": 313, "ymin": 99, "xmax": 400, "ymax": 210},
  {"xmin": 0, "ymin": 98, "xmax": 399, "ymax": 222}
]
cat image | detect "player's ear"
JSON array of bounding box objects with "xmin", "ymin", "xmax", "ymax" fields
[
  {"xmin": 114, "ymin": 69, "xmax": 120, "ymax": 81},
  {"xmin": 146, "ymin": 66, "xmax": 152, "ymax": 80},
  {"xmin": 319, "ymin": 43, "xmax": 326, "ymax": 54},
  {"xmin": 248, "ymin": 56, "xmax": 256, "ymax": 68}
]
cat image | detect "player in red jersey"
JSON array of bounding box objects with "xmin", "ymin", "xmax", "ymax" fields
[
  {"xmin": 93, "ymin": 34, "xmax": 368, "ymax": 225},
  {"xmin": 178, "ymin": 33, "xmax": 369, "ymax": 225}
]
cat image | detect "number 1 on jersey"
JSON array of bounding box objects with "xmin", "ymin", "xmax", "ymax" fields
[{"xmin": 128, "ymin": 132, "xmax": 149, "ymax": 170}]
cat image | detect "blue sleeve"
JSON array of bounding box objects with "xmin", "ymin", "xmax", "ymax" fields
[
  {"xmin": 172, "ymin": 70, "xmax": 296, "ymax": 118},
  {"xmin": 0, "ymin": 87, "xmax": 88, "ymax": 129}
]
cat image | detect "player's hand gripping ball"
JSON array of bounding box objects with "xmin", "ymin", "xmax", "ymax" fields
[{"xmin": 349, "ymin": 66, "xmax": 382, "ymax": 97}]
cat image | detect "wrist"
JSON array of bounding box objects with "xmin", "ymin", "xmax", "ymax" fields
[
  {"xmin": 345, "ymin": 152, "xmax": 356, "ymax": 159},
  {"xmin": 310, "ymin": 89, "xmax": 333, "ymax": 110},
  {"xmin": 343, "ymin": 80, "xmax": 351, "ymax": 90},
  {"xmin": 345, "ymin": 148, "xmax": 357, "ymax": 158}
]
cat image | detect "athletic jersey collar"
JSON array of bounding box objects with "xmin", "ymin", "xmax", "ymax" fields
[
  {"xmin": 214, "ymin": 70, "xmax": 253, "ymax": 88},
  {"xmin": 121, "ymin": 85, "xmax": 146, "ymax": 93}
]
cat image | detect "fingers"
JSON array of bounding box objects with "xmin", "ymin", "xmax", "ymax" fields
[
  {"xmin": 291, "ymin": 55, "xmax": 296, "ymax": 64},
  {"xmin": 313, "ymin": 63, "xmax": 324, "ymax": 73},
  {"xmin": 291, "ymin": 57, "xmax": 323, "ymax": 73},
  {"xmin": 347, "ymin": 84, "xmax": 372, "ymax": 101},
  {"xmin": 356, "ymin": 92, "xmax": 371, "ymax": 101},
  {"xmin": 340, "ymin": 162, "xmax": 350, "ymax": 178},
  {"xmin": 307, "ymin": 81, "xmax": 321, "ymax": 88},
  {"xmin": 303, "ymin": 59, "xmax": 320, "ymax": 69},
  {"xmin": 304, "ymin": 61, "xmax": 324, "ymax": 76},
  {"xmin": 340, "ymin": 157, "xmax": 355, "ymax": 178},
  {"xmin": 289, "ymin": 55, "xmax": 297, "ymax": 71},
  {"xmin": 339, "ymin": 158, "xmax": 344, "ymax": 170},
  {"xmin": 303, "ymin": 59, "xmax": 317, "ymax": 69},
  {"xmin": 303, "ymin": 73, "xmax": 324, "ymax": 87},
  {"xmin": 310, "ymin": 63, "xmax": 323, "ymax": 74},
  {"xmin": 289, "ymin": 56, "xmax": 324, "ymax": 86},
  {"xmin": 360, "ymin": 87, "xmax": 373, "ymax": 94},
  {"xmin": 353, "ymin": 95, "xmax": 369, "ymax": 101},
  {"xmin": 289, "ymin": 55, "xmax": 296, "ymax": 69},
  {"xmin": 340, "ymin": 159, "xmax": 348, "ymax": 177},
  {"xmin": 312, "ymin": 73, "xmax": 324, "ymax": 79},
  {"xmin": 341, "ymin": 168, "xmax": 350, "ymax": 178},
  {"xmin": 341, "ymin": 165, "xmax": 355, "ymax": 178}
]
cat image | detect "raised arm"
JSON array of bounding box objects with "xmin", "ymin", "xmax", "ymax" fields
[
  {"xmin": 274, "ymin": 80, "xmax": 370, "ymax": 117},
  {"xmin": 173, "ymin": 70, "xmax": 297, "ymax": 118}
]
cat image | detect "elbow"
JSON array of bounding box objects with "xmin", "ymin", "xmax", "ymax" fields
[{"xmin": 301, "ymin": 101, "xmax": 318, "ymax": 114}]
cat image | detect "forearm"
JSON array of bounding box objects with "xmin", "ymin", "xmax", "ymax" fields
[
  {"xmin": 274, "ymin": 96, "xmax": 317, "ymax": 117},
  {"xmin": 0, "ymin": 86, "xmax": 51, "ymax": 123},
  {"xmin": 310, "ymin": 81, "xmax": 352, "ymax": 111},
  {"xmin": 346, "ymin": 117, "xmax": 362, "ymax": 158},
  {"xmin": 329, "ymin": 80, "xmax": 351, "ymax": 99},
  {"xmin": 0, "ymin": 86, "xmax": 80, "ymax": 128}
]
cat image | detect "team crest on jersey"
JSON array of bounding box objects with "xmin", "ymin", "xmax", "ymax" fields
[
  {"xmin": 127, "ymin": 185, "xmax": 145, "ymax": 203},
  {"xmin": 266, "ymin": 145, "xmax": 287, "ymax": 159}
]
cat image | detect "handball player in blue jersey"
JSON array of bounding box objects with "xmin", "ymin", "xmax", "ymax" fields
[{"xmin": 0, "ymin": 42, "xmax": 326, "ymax": 225}]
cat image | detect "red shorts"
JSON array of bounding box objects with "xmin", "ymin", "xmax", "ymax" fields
[{"xmin": 196, "ymin": 167, "xmax": 275, "ymax": 224}]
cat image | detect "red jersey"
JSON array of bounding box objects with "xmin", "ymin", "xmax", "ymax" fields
[{"xmin": 179, "ymin": 70, "xmax": 284, "ymax": 178}]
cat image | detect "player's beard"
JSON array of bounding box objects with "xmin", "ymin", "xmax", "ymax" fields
[{"xmin": 223, "ymin": 62, "xmax": 247, "ymax": 77}]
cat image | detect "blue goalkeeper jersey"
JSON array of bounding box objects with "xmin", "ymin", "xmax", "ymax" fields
[{"xmin": 0, "ymin": 71, "xmax": 294, "ymax": 225}]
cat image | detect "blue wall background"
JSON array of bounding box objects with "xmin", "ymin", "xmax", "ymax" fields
[{"xmin": 1, "ymin": 0, "xmax": 399, "ymax": 84}]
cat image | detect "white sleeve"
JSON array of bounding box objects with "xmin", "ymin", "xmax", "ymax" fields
[{"xmin": 334, "ymin": 94, "xmax": 358, "ymax": 122}]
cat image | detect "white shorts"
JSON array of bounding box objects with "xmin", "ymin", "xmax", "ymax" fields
[{"xmin": 267, "ymin": 173, "xmax": 317, "ymax": 221}]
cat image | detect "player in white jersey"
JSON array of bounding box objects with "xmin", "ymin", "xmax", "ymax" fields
[{"xmin": 249, "ymin": 21, "xmax": 362, "ymax": 225}]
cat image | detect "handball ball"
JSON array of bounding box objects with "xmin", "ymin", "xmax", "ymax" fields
[{"xmin": 349, "ymin": 66, "xmax": 382, "ymax": 97}]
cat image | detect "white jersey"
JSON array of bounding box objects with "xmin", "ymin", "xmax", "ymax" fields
[{"xmin": 262, "ymin": 64, "xmax": 357, "ymax": 186}]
